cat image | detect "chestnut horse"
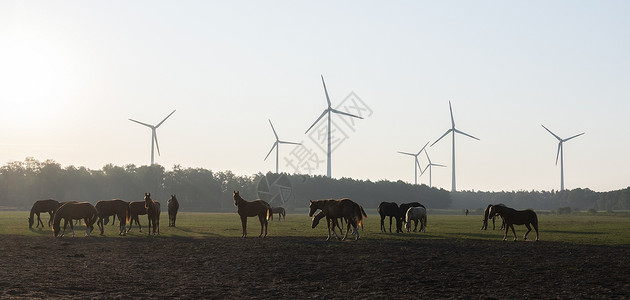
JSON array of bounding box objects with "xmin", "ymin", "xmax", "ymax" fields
[
  {"xmin": 488, "ymin": 204, "xmax": 539, "ymax": 241},
  {"xmin": 308, "ymin": 199, "xmax": 367, "ymax": 241},
  {"xmin": 127, "ymin": 201, "xmax": 147, "ymax": 232},
  {"xmin": 95, "ymin": 199, "xmax": 130, "ymax": 236},
  {"xmin": 481, "ymin": 203, "xmax": 505, "ymax": 230},
  {"xmin": 311, "ymin": 210, "xmax": 343, "ymax": 232},
  {"xmin": 28, "ymin": 199, "xmax": 60, "ymax": 229},
  {"xmin": 233, "ymin": 191, "xmax": 271, "ymax": 238},
  {"xmin": 270, "ymin": 206, "xmax": 286, "ymax": 221},
  {"xmin": 143, "ymin": 193, "xmax": 161, "ymax": 235},
  {"xmin": 167, "ymin": 195, "xmax": 179, "ymax": 227},
  {"xmin": 52, "ymin": 202, "xmax": 98, "ymax": 238}
]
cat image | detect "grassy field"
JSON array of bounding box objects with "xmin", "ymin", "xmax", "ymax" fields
[{"xmin": 4, "ymin": 211, "xmax": 630, "ymax": 245}]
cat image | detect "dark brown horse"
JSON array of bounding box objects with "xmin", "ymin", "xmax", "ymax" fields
[
  {"xmin": 52, "ymin": 202, "xmax": 98, "ymax": 238},
  {"xmin": 233, "ymin": 191, "xmax": 271, "ymax": 238},
  {"xmin": 482, "ymin": 203, "xmax": 505, "ymax": 230},
  {"xmin": 167, "ymin": 195, "xmax": 179, "ymax": 227},
  {"xmin": 270, "ymin": 206, "xmax": 286, "ymax": 221},
  {"xmin": 144, "ymin": 193, "xmax": 161, "ymax": 235},
  {"xmin": 127, "ymin": 201, "xmax": 147, "ymax": 232},
  {"xmin": 308, "ymin": 199, "xmax": 367, "ymax": 241},
  {"xmin": 28, "ymin": 199, "xmax": 60, "ymax": 229},
  {"xmin": 377, "ymin": 202, "xmax": 403, "ymax": 233},
  {"xmin": 95, "ymin": 199, "xmax": 130, "ymax": 236},
  {"xmin": 311, "ymin": 210, "xmax": 343, "ymax": 232},
  {"xmin": 488, "ymin": 204, "xmax": 539, "ymax": 241}
]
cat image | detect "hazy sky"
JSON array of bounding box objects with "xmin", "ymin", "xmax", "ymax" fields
[{"xmin": 1, "ymin": 1, "xmax": 629, "ymax": 192}]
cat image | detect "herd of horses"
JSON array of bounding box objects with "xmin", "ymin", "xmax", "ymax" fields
[{"xmin": 29, "ymin": 192, "xmax": 539, "ymax": 242}]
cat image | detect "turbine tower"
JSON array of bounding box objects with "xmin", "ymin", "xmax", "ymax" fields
[
  {"xmin": 431, "ymin": 101, "xmax": 479, "ymax": 192},
  {"xmin": 129, "ymin": 110, "xmax": 176, "ymax": 165},
  {"xmin": 264, "ymin": 119, "xmax": 301, "ymax": 174},
  {"xmin": 541, "ymin": 125, "xmax": 585, "ymax": 191},
  {"xmin": 305, "ymin": 75, "xmax": 363, "ymax": 178},
  {"xmin": 397, "ymin": 141, "xmax": 430, "ymax": 185},
  {"xmin": 421, "ymin": 147, "xmax": 446, "ymax": 188}
]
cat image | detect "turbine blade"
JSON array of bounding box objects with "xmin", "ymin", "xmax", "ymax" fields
[
  {"xmin": 449, "ymin": 101, "xmax": 455, "ymax": 128},
  {"xmin": 305, "ymin": 109, "xmax": 329, "ymax": 134},
  {"xmin": 454, "ymin": 128, "xmax": 480, "ymax": 141},
  {"xmin": 278, "ymin": 141, "xmax": 301, "ymax": 145},
  {"xmin": 397, "ymin": 151, "xmax": 416, "ymax": 156},
  {"xmin": 331, "ymin": 108, "xmax": 363, "ymax": 119},
  {"xmin": 129, "ymin": 119, "xmax": 154, "ymax": 128},
  {"xmin": 431, "ymin": 129, "xmax": 453, "ymax": 147},
  {"xmin": 321, "ymin": 75, "xmax": 331, "ymax": 108},
  {"xmin": 541, "ymin": 125, "xmax": 562, "ymax": 141},
  {"xmin": 432, "ymin": 163, "xmax": 447, "ymax": 167},
  {"xmin": 268, "ymin": 119, "xmax": 279, "ymax": 140},
  {"xmin": 424, "ymin": 150, "xmax": 432, "ymax": 164},
  {"xmin": 154, "ymin": 131, "xmax": 161, "ymax": 156},
  {"xmin": 421, "ymin": 164, "xmax": 430, "ymax": 174},
  {"xmin": 264, "ymin": 142, "xmax": 278, "ymax": 161},
  {"xmin": 555, "ymin": 142, "xmax": 562, "ymax": 165},
  {"xmin": 417, "ymin": 141, "xmax": 430, "ymax": 156},
  {"xmin": 156, "ymin": 110, "xmax": 176, "ymax": 128},
  {"xmin": 416, "ymin": 158, "xmax": 425, "ymax": 175},
  {"xmin": 564, "ymin": 132, "xmax": 585, "ymax": 142}
]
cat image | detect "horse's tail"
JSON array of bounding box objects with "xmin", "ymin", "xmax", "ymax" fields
[
  {"xmin": 266, "ymin": 206, "xmax": 272, "ymax": 221},
  {"xmin": 125, "ymin": 203, "xmax": 131, "ymax": 224},
  {"xmin": 355, "ymin": 205, "xmax": 366, "ymax": 229}
]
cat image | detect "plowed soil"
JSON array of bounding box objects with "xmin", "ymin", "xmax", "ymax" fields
[{"xmin": 1, "ymin": 235, "xmax": 629, "ymax": 299}]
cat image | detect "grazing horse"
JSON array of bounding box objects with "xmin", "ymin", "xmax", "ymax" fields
[
  {"xmin": 233, "ymin": 191, "xmax": 271, "ymax": 238},
  {"xmin": 52, "ymin": 202, "xmax": 98, "ymax": 238},
  {"xmin": 127, "ymin": 201, "xmax": 147, "ymax": 232},
  {"xmin": 482, "ymin": 204, "xmax": 505, "ymax": 230},
  {"xmin": 143, "ymin": 193, "xmax": 161, "ymax": 235},
  {"xmin": 488, "ymin": 205, "xmax": 539, "ymax": 241},
  {"xmin": 95, "ymin": 199, "xmax": 130, "ymax": 236},
  {"xmin": 28, "ymin": 199, "xmax": 60, "ymax": 229},
  {"xmin": 311, "ymin": 210, "xmax": 343, "ymax": 233},
  {"xmin": 405, "ymin": 206, "xmax": 427, "ymax": 233},
  {"xmin": 167, "ymin": 195, "xmax": 179, "ymax": 227},
  {"xmin": 399, "ymin": 202, "xmax": 425, "ymax": 217},
  {"xmin": 378, "ymin": 202, "xmax": 403, "ymax": 233},
  {"xmin": 308, "ymin": 199, "xmax": 367, "ymax": 241},
  {"xmin": 270, "ymin": 207, "xmax": 286, "ymax": 221}
]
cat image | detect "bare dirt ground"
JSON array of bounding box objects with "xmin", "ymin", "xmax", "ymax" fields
[{"xmin": 1, "ymin": 235, "xmax": 629, "ymax": 299}]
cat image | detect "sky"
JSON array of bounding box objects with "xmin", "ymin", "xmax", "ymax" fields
[{"xmin": 1, "ymin": 1, "xmax": 629, "ymax": 192}]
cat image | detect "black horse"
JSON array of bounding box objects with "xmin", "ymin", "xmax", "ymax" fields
[
  {"xmin": 377, "ymin": 202, "xmax": 403, "ymax": 233},
  {"xmin": 399, "ymin": 202, "xmax": 425, "ymax": 216}
]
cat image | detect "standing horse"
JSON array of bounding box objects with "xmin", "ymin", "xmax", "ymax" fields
[
  {"xmin": 28, "ymin": 199, "xmax": 60, "ymax": 229},
  {"xmin": 270, "ymin": 207, "xmax": 286, "ymax": 221},
  {"xmin": 127, "ymin": 201, "xmax": 147, "ymax": 232},
  {"xmin": 167, "ymin": 195, "xmax": 179, "ymax": 227},
  {"xmin": 95, "ymin": 199, "xmax": 130, "ymax": 236},
  {"xmin": 378, "ymin": 202, "xmax": 403, "ymax": 233},
  {"xmin": 488, "ymin": 205, "xmax": 539, "ymax": 241},
  {"xmin": 308, "ymin": 199, "xmax": 367, "ymax": 241},
  {"xmin": 233, "ymin": 191, "xmax": 271, "ymax": 238},
  {"xmin": 399, "ymin": 202, "xmax": 425, "ymax": 218},
  {"xmin": 52, "ymin": 202, "xmax": 98, "ymax": 238},
  {"xmin": 482, "ymin": 203, "xmax": 505, "ymax": 230},
  {"xmin": 405, "ymin": 206, "xmax": 427, "ymax": 232},
  {"xmin": 143, "ymin": 193, "xmax": 161, "ymax": 235}
]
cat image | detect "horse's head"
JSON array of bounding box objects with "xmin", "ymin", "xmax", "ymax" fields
[
  {"xmin": 488, "ymin": 205, "xmax": 497, "ymax": 219},
  {"xmin": 170, "ymin": 195, "xmax": 177, "ymax": 202},
  {"xmin": 308, "ymin": 200, "xmax": 318, "ymax": 217},
  {"xmin": 233, "ymin": 191, "xmax": 241, "ymax": 206},
  {"xmin": 28, "ymin": 217, "xmax": 33, "ymax": 228},
  {"xmin": 311, "ymin": 211, "xmax": 325, "ymax": 229},
  {"xmin": 52, "ymin": 221, "xmax": 61, "ymax": 237}
]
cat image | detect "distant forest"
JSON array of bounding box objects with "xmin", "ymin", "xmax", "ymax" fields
[{"xmin": 1, "ymin": 157, "xmax": 628, "ymax": 213}]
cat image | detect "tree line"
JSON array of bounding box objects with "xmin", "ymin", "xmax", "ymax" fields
[{"xmin": 1, "ymin": 157, "xmax": 627, "ymax": 212}]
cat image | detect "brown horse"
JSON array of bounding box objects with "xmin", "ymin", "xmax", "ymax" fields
[
  {"xmin": 144, "ymin": 193, "xmax": 161, "ymax": 235},
  {"xmin": 308, "ymin": 199, "xmax": 367, "ymax": 241},
  {"xmin": 311, "ymin": 210, "xmax": 343, "ymax": 232},
  {"xmin": 233, "ymin": 191, "xmax": 271, "ymax": 238},
  {"xmin": 482, "ymin": 203, "xmax": 505, "ymax": 230},
  {"xmin": 127, "ymin": 201, "xmax": 147, "ymax": 232},
  {"xmin": 488, "ymin": 204, "xmax": 539, "ymax": 241},
  {"xmin": 270, "ymin": 206, "xmax": 286, "ymax": 221},
  {"xmin": 52, "ymin": 202, "xmax": 98, "ymax": 238},
  {"xmin": 28, "ymin": 199, "xmax": 60, "ymax": 229},
  {"xmin": 95, "ymin": 199, "xmax": 130, "ymax": 236},
  {"xmin": 167, "ymin": 195, "xmax": 179, "ymax": 227}
]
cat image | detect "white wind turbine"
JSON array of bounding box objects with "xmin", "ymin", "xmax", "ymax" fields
[
  {"xmin": 421, "ymin": 146, "xmax": 446, "ymax": 188},
  {"xmin": 129, "ymin": 110, "xmax": 176, "ymax": 165},
  {"xmin": 431, "ymin": 101, "xmax": 479, "ymax": 192},
  {"xmin": 264, "ymin": 119, "xmax": 301, "ymax": 174},
  {"xmin": 541, "ymin": 125, "xmax": 585, "ymax": 191},
  {"xmin": 397, "ymin": 141, "xmax": 430, "ymax": 185},
  {"xmin": 305, "ymin": 75, "xmax": 363, "ymax": 178}
]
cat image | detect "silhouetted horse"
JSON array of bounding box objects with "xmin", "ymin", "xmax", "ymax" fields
[
  {"xmin": 399, "ymin": 202, "xmax": 425, "ymax": 217},
  {"xmin": 311, "ymin": 210, "xmax": 343, "ymax": 232},
  {"xmin": 144, "ymin": 193, "xmax": 161, "ymax": 235},
  {"xmin": 127, "ymin": 201, "xmax": 147, "ymax": 232},
  {"xmin": 377, "ymin": 202, "xmax": 403, "ymax": 233},
  {"xmin": 167, "ymin": 195, "xmax": 179, "ymax": 227},
  {"xmin": 52, "ymin": 202, "xmax": 98, "ymax": 238},
  {"xmin": 405, "ymin": 206, "xmax": 427, "ymax": 232},
  {"xmin": 270, "ymin": 207, "xmax": 286, "ymax": 221},
  {"xmin": 482, "ymin": 204, "xmax": 506, "ymax": 230},
  {"xmin": 308, "ymin": 199, "xmax": 367, "ymax": 241},
  {"xmin": 28, "ymin": 199, "xmax": 60, "ymax": 229},
  {"xmin": 233, "ymin": 191, "xmax": 271, "ymax": 238},
  {"xmin": 488, "ymin": 204, "xmax": 539, "ymax": 241},
  {"xmin": 95, "ymin": 199, "xmax": 130, "ymax": 236}
]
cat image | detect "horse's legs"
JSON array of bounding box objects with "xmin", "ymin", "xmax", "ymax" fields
[
  {"xmin": 524, "ymin": 223, "xmax": 532, "ymax": 240},
  {"xmin": 534, "ymin": 223, "xmax": 539, "ymax": 241},
  {"xmin": 380, "ymin": 215, "xmax": 385, "ymax": 232},
  {"xmin": 98, "ymin": 217, "xmax": 105, "ymax": 235},
  {"xmin": 173, "ymin": 212, "xmax": 177, "ymax": 227},
  {"xmin": 36, "ymin": 213, "xmax": 43, "ymax": 228},
  {"xmin": 48, "ymin": 211, "xmax": 54, "ymax": 227},
  {"xmin": 69, "ymin": 219, "xmax": 76, "ymax": 238},
  {"xmin": 492, "ymin": 216, "xmax": 495, "ymax": 230},
  {"xmin": 257, "ymin": 214, "xmax": 265, "ymax": 238},
  {"xmin": 388, "ymin": 216, "xmax": 393, "ymax": 233},
  {"xmin": 503, "ymin": 223, "xmax": 509, "ymax": 241},
  {"xmin": 240, "ymin": 216, "xmax": 247, "ymax": 238},
  {"xmin": 413, "ymin": 219, "xmax": 419, "ymax": 232},
  {"xmin": 342, "ymin": 218, "xmax": 351, "ymax": 241},
  {"xmin": 510, "ymin": 224, "xmax": 517, "ymax": 241}
]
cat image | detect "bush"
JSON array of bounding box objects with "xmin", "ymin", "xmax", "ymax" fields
[{"xmin": 557, "ymin": 206, "xmax": 572, "ymax": 214}]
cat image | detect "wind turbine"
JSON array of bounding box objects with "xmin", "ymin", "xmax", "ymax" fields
[
  {"xmin": 397, "ymin": 141, "xmax": 430, "ymax": 185},
  {"xmin": 541, "ymin": 125, "xmax": 585, "ymax": 191},
  {"xmin": 264, "ymin": 119, "xmax": 301, "ymax": 173},
  {"xmin": 421, "ymin": 147, "xmax": 446, "ymax": 188},
  {"xmin": 431, "ymin": 101, "xmax": 479, "ymax": 192},
  {"xmin": 305, "ymin": 75, "xmax": 363, "ymax": 178},
  {"xmin": 129, "ymin": 110, "xmax": 176, "ymax": 165}
]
